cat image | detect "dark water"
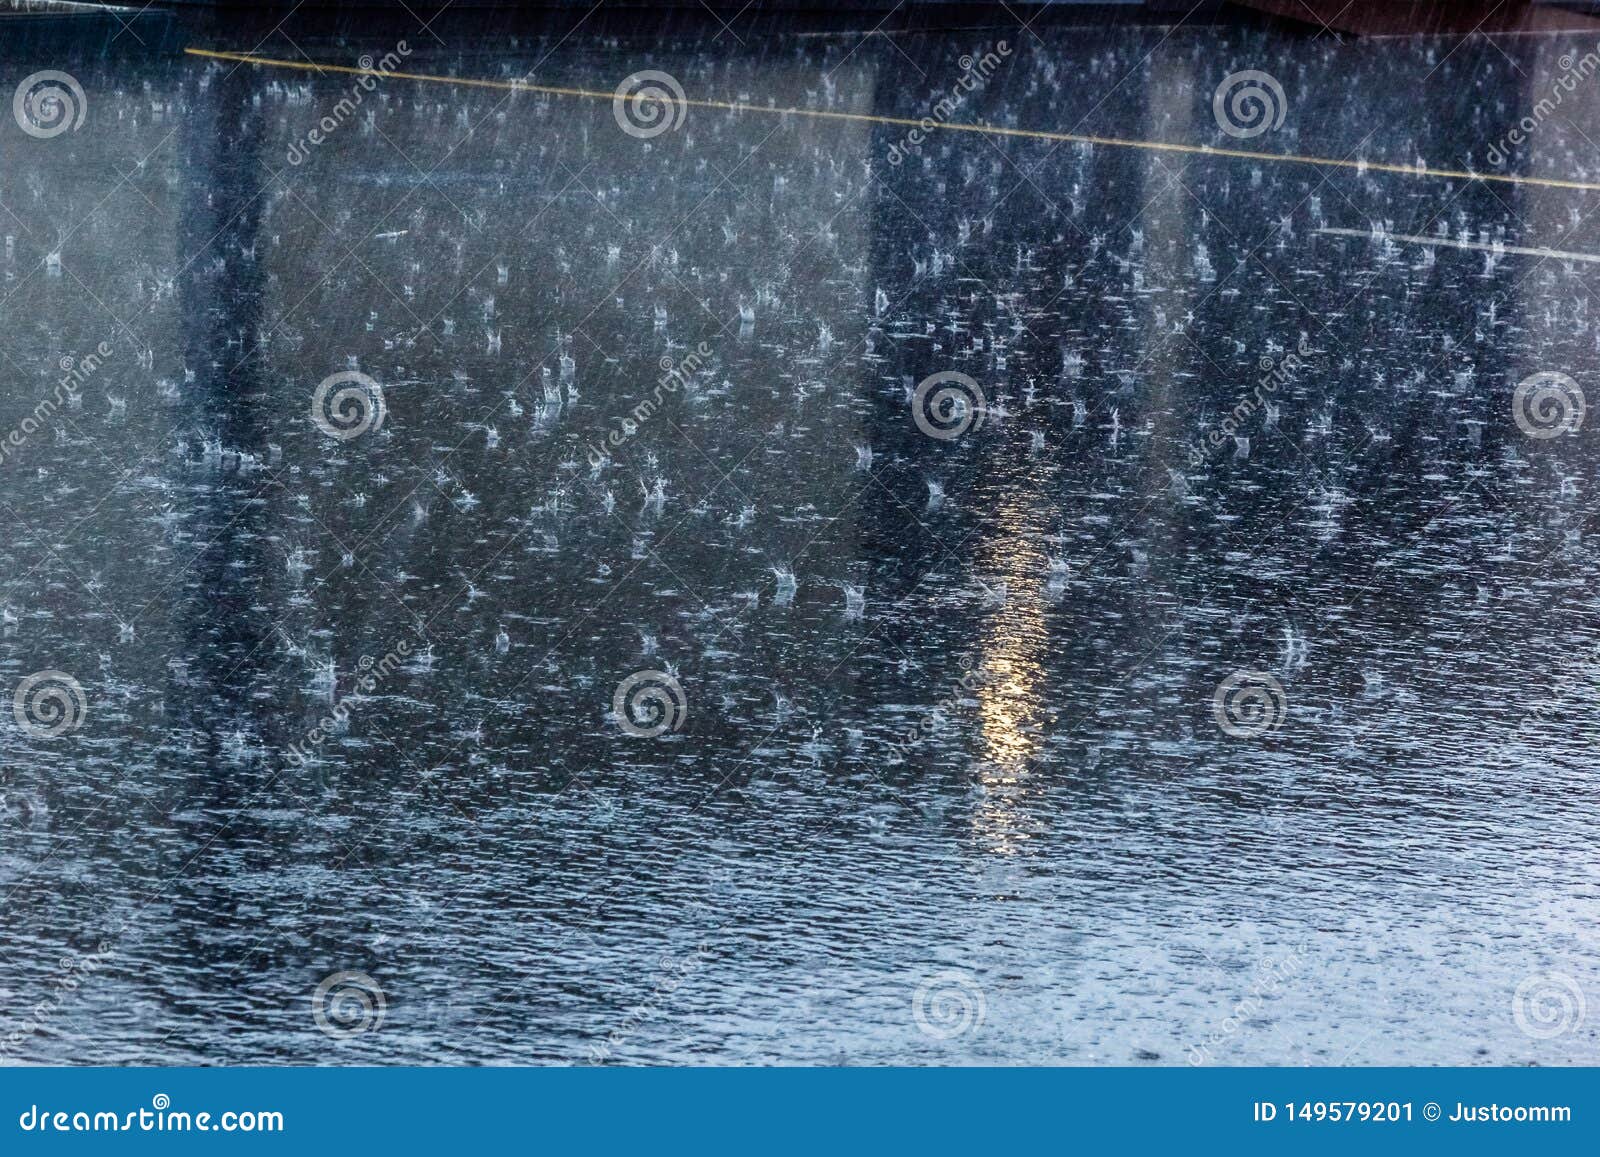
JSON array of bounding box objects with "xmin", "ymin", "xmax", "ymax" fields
[{"xmin": 2, "ymin": 11, "xmax": 1600, "ymax": 1065}]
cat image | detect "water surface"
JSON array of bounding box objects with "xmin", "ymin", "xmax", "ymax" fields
[{"xmin": 2, "ymin": 12, "xmax": 1599, "ymax": 1065}]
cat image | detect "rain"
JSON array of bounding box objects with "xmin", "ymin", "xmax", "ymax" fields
[{"xmin": 1, "ymin": 0, "xmax": 1598, "ymax": 1067}]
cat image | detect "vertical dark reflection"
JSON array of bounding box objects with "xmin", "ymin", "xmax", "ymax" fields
[
  {"xmin": 173, "ymin": 59, "xmax": 273, "ymax": 748},
  {"xmin": 157, "ymin": 59, "xmax": 289, "ymax": 1049}
]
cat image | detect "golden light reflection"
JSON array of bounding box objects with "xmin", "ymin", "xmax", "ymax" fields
[{"xmin": 969, "ymin": 483, "xmax": 1052, "ymax": 856}]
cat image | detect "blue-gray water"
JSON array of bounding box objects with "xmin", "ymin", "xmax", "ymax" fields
[{"xmin": 2, "ymin": 11, "xmax": 1599, "ymax": 1065}]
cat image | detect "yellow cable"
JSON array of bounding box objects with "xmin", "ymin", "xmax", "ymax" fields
[{"xmin": 183, "ymin": 46, "xmax": 1600, "ymax": 194}]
